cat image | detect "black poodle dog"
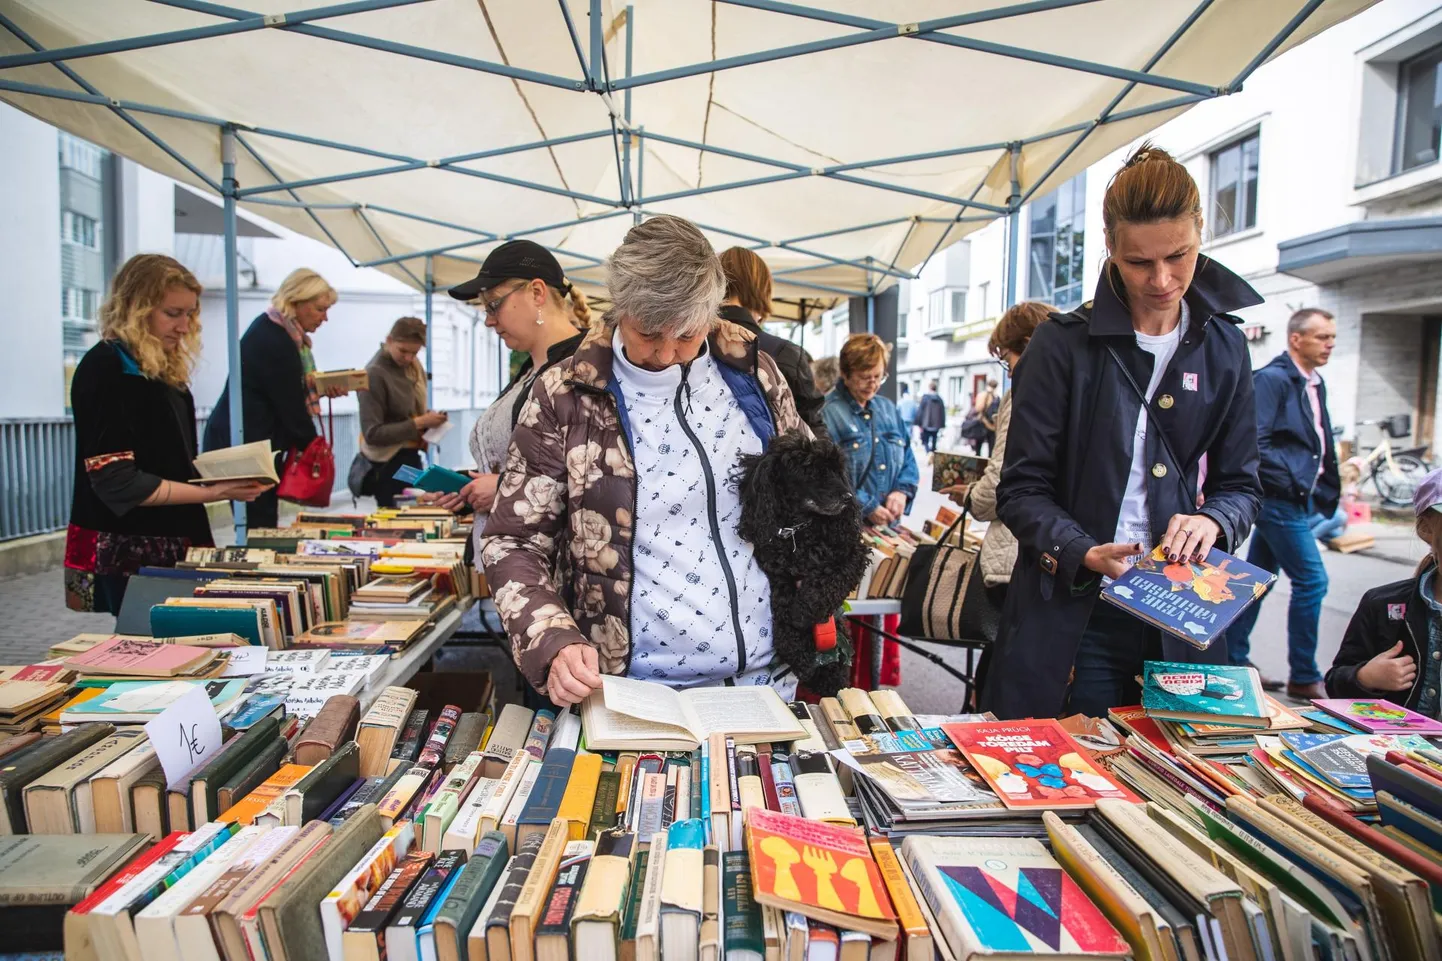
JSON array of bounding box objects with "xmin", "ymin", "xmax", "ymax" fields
[{"xmin": 734, "ymin": 431, "xmax": 870, "ymax": 696}]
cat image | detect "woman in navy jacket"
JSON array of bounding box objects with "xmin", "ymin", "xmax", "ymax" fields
[{"xmin": 983, "ymin": 145, "xmax": 1263, "ymax": 720}]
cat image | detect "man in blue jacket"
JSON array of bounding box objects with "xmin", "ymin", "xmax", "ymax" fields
[{"xmin": 1226, "ymin": 308, "xmax": 1340, "ymax": 699}]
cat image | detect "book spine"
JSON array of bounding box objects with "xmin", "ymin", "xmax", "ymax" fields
[
  {"xmin": 483, "ymin": 833, "xmax": 544, "ymax": 934},
  {"xmin": 534, "ymin": 841, "xmax": 593, "ymax": 941},
  {"xmin": 390, "ymin": 849, "xmax": 466, "ymax": 930},
  {"xmin": 769, "ymin": 754, "xmax": 802, "ymax": 816},
  {"xmin": 587, "ymin": 771, "xmax": 621, "ymax": 840},
  {"xmin": 722, "ymin": 849, "xmax": 764, "ymax": 958},
  {"xmin": 393, "ymin": 709, "xmax": 430, "ymax": 763},
  {"xmin": 348, "ymin": 851, "xmax": 434, "ymax": 935},
  {"xmin": 725, "ymin": 738, "xmax": 741, "ymax": 813}
]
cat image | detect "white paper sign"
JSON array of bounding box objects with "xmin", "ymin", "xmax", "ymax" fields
[
  {"xmin": 144, "ymin": 683, "xmax": 225, "ymax": 790},
  {"xmin": 221, "ymin": 646, "xmax": 268, "ymax": 677}
]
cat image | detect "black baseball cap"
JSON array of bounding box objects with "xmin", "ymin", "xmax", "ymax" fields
[{"xmin": 447, "ymin": 239, "xmax": 570, "ymax": 300}]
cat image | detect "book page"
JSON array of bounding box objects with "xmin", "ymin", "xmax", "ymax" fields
[
  {"xmin": 599, "ymin": 676, "xmax": 697, "ymax": 739},
  {"xmin": 680, "ymin": 686, "xmax": 803, "ymax": 740},
  {"xmin": 192, "ymin": 441, "xmax": 278, "ymax": 483}
]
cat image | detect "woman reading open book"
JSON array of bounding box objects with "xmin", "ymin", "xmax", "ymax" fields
[{"xmin": 66, "ymin": 254, "xmax": 270, "ymax": 614}]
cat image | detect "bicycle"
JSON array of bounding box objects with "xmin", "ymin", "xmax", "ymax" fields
[{"xmin": 1355, "ymin": 414, "xmax": 1434, "ymax": 507}]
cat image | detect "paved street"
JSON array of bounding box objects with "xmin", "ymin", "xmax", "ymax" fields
[{"xmin": 0, "ymin": 458, "xmax": 1428, "ymax": 717}]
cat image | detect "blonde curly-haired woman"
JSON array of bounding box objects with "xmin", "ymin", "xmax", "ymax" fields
[{"xmin": 66, "ymin": 254, "xmax": 269, "ymax": 613}]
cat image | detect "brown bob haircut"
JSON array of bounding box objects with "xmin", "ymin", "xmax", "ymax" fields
[
  {"xmin": 719, "ymin": 246, "xmax": 773, "ymax": 319},
  {"xmin": 987, "ymin": 302, "xmax": 1055, "ymax": 359},
  {"xmin": 839, "ymin": 332, "xmax": 891, "ymax": 377}
]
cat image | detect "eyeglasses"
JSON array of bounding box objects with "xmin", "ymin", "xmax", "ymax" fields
[
  {"xmin": 851, "ymin": 371, "xmax": 888, "ymax": 387},
  {"xmin": 476, "ymin": 283, "xmax": 523, "ymax": 318}
]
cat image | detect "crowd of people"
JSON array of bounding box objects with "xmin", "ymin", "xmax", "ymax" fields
[{"xmin": 64, "ymin": 142, "xmax": 1441, "ymax": 724}]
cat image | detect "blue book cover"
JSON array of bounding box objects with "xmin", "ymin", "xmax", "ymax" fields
[
  {"xmin": 1300, "ymin": 709, "xmax": 1367, "ymax": 735},
  {"xmin": 1140, "ymin": 661, "xmax": 1266, "ymax": 722},
  {"xmin": 149, "ymin": 604, "xmax": 265, "ymax": 646},
  {"xmin": 516, "ymin": 747, "xmax": 577, "ymax": 831},
  {"xmin": 1100, "ymin": 546, "xmax": 1275, "ymax": 650},
  {"xmin": 224, "ymin": 692, "xmax": 286, "ymax": 729},
  {"xmin": 64, "ymin": 678, "xmax": 247, "ymax": 722},
  {"xmin": 1280, "ymin": 732, "xmax": 1433, "ymax": 791},
  {"xmin": 393, "ymin": 464, "xmax": 471, "ymax": 494}
]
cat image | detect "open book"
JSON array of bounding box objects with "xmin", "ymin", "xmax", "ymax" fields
[
  {"xmin": 192, "ymin": 441, "xmax": 278, "ymax": 484},
  {"xmin": 312, "ymin": 368, "xmax": 368, "ymax": 393},
  {"xmin": 581, "ymin": 675, "xmax": 806, "ymax": 751}
]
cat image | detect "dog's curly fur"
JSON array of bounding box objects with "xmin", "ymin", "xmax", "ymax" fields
[{"xmin": 735, "ymin": 431, "xmax": 870, "ymax": 696}]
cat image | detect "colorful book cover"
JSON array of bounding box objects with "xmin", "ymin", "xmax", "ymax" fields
[
  {"xmin": 59, "ymin": 677, "xmax": 246, "ymax": 721},
  {"xmin": 1140, "ymin": 661, "xmax": 1266, "ymax": 721},
  {"xmin": 1100, "ymin": 546, "xmax": 1275, "ymax": 650},
  {"xmin": 900, "ymin": 836, "xmax": 1128, "ymax": 957},
  {"xmin": 1278, "ymin": 732, "xmax": 1434, "ymax": 790},
  {"xmin": 1105, "ymin": 706, "xmax": 1174, "ymax": 756},
  {"xmin": 930, "ymin": 451, "xmax": 990, "ymax": 493},
  {"xmin": 744, "ymin": 808, "xmax": 895, "ymax": 925},
  {"xmin": 1300, "ymin": 709, "xmax": 1367, "ymax": 735},
  {"xmin": 1312, "ymin": 698, "xmax": 1442, "ymax": 735},
  {"xmin": 941, "ymin": 720, "xmax": 1141, "ymax": 810}
]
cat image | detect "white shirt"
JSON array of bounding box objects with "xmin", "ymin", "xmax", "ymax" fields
[
  {"xmin": 1113, "ymin": 301, "xmax": 1187, "ymax": 549},
  {"xmin": 610, "ymin": 331, "xmax": 794, "ymax": 697}
]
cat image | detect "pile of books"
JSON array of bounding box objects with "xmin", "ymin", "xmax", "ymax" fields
[
  {"xmin": 0, "ymin": 663, "xmax": 76, "ymax": 734},
  {"xmin": 7, "ymin": 660, "xmax": 1442, "ymax": 961}
]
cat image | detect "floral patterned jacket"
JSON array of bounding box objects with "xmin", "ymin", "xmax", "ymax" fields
[{"xmin": 479, "ymin": 319, "xmax": 806, "ymax": 697}]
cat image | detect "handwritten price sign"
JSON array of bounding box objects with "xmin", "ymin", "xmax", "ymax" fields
[{"xmin": 144, "ymin": 683, "xmax": 225, "ymax": 789}]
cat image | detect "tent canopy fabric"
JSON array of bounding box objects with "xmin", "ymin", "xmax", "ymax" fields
[{"xmin": 0, "ymin": 0, "xmax": 1373, "ymax": 311}]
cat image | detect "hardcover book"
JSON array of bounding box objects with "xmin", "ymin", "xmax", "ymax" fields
[
  {"xmin": 942, "ymin": 720, "xmax": 1140, "ymax": 810},
  {"xmin": 930, "ymin": 451, "xmax": 990, "ymax": 494},
  {"xmin": 1100, "ymin": 546, "xmax": 1275, "ymax": 650},
  {"xmin": 743, "ymin": 808, "xmax": 896, "ymax": 938},
  {"xmin": 900, "ymin": 835, "xmax": 1129, "ymax": 960},
  {"xmin": 1312, "ymin": 698, "xmax": 1442, "ymax": 735},
  {"xmin": 1139, "ymin": 661, "xmax": 1268, "ymax": 726}
]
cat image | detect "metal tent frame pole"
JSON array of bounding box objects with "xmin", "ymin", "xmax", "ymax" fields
[{"xmin": 221, "ymin": 125, "xmax": 247, "ymax": 543}]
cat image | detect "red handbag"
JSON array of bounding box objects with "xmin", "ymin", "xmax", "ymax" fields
[{"xmin": 276, "ymin": 401, "xmax": 335, "ymax": 507}]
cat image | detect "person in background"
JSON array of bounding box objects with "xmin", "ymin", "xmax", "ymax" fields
[
  {"xmin": 1311, "ymin": 457, "xmax": 1361, "ymax": 544},
  {"xmin": 205, "ymin": 267, "xmax": 345, "ymax": 529},
  {"xmin": 1324, "ymin": 469, "xmax": 1442, "ymax": 714},
  {"xmin": 1225, "ymin": 308, "xmax": 1340, "ymax": 700},
  {"xmin": 812, "ymin": 355, "xmax": 840, "ymax": 396},
  {"xmin": 822, "ymin": 333, "xmax": 919, "ymax": 527},
  {"xmin": 897, "ymin": 383, "xmax": 919, "ymax": 447},
  {"xmin": 429, "ymin": 240, "xmax": 589, "ymax": 537},
  {"xmin": 943, "ymin": 303, "xmax": 1054, "ymax": 601},
  {"xmin": 987, "ymin": 143, "xmax": 1262, "ymax": 721},
  {"xmin": 719, "ymin": 246, "xmax": 826, "ymax": 437},
  {"xmin": 976, "ymin": 378, "xmax": 1001, "ymax": 457},
  {"xmin": 355, "ymin": 317, "xmax": 447, "ymax": 508},
  {"xmin": 66, "ymin": 255, "xmax": 269, "ymax": 614},
  {"xmin": 915, "ymin": 379, "xmax": 946, "ymax": 453},
  {"xmin": 480, "ymin": 216, "xmax": 812, "ymax": 707}
]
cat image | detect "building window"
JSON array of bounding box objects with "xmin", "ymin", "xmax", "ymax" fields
[
  {"xmin": 977, "ymin": 281, "xmax": 990, "ymax": 320},
  {"xmin": 924, "ymin": 287, "xmax": 966, "ymax": 331},
  {"xmin": 1396, "ymin": 43, "xmax": 1442, "ymax": 174},
  {"xmin": 1209, "ymin": 132, "xmax": 1260, "ymax": 238},
  {"xmin": 951, "ymin": 290, "xmax": 966, "ymax": 325},
  {"xmin": 897, "ymin": 305, "xmax": 907, "ymax": 340},
  {"xmin": 947, "ymin": 375, "xmax": 965, "ymax": 410},
  {"xmin": 1028, "ymin": 172, "xmax": 1086, "ymax": 310},
  {"xmin": 62, "ymin": 211, "xmax": 99, "ymax": 249}
]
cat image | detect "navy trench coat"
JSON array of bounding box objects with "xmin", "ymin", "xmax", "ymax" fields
[{"xmin": 982, "ymin": 257, "xmax": 1264, "ymax": 720}]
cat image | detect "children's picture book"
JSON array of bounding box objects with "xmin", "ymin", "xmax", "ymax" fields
[
  {"xmin": 1300, "ymin": 708, "xmax": 1367, "ymax": 735},
  {"xmin": 1277, "ymin": 731, "xmax": 1434, "ymax": 790},
  {"xmin": 744, "ymin": 808, "xmax": 897, "ymax": 938},
  {"xmin": 1312, "ymin": 698, "xmax": 1442, "ymax": 735},
  {"xmin": 930, "ymin": 451, "xmax": 990, "ymax": 493},
  {"xmin": 1100, "ymin": 545, "xmax": 1275, "ymax": 650},
  {"xmin": 58, "ymin": 678, "xmax": 246, "ymax": 723},
  {"xmin": 1140, "ymin": 661, "xmax": 1269, "ymax": 727},
  {"xmin": 941, "ymin": 719, "xmax": 1140, "ymax": 810}
]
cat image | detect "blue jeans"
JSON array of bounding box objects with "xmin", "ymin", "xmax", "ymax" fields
[
  {"xmin": 1065, "ymin": 602, "xmax": 1163, "ymax": 719},
  {"xmin": 1225, "ymin": 499, "xmax": 1329, "ymax": 684},
  {"xmin": 1310, "ymin": 509, "xmax": 1346, "ymax": 542}
]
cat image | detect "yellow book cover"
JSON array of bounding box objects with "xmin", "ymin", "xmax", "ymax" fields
[
  {"xmin": 558, "ymin": 753, "xmax": 604, "ymax": 841},
  {"xmin": 217, "ymin": 763, "xmax": 311, "ymax": 824},
  {"xmin": 869, "ymin": 836, "xmax": 932, "ymax": 955}
]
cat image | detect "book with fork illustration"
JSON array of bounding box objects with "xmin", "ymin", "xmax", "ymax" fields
[{"xmin": 743, "ymin": 807, "xmax": 898, "ymax": 938}]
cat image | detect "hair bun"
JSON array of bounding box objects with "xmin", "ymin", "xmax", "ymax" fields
[{"xmin": 1124, "ymin": 141, "xmax": 1176, "ymax": 168}]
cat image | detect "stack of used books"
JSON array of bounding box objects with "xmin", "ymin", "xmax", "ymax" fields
[
  {"xmin": 0, "ymin": 663, "xmax": 75, "ymax": 735},
  {"xmin": 8, "ymin": 656, "xmax": 1442, "ymax": 961}
]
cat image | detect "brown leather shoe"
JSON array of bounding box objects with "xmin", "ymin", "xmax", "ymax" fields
[{"xmin": 1286, "ymin": 681, "xmax": 1326, "ymax": 701}]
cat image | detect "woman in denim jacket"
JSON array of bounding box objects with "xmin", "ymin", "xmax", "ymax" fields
[{"xmin": 821, "ymin": 333, "xmax": 919, "ymax": 526}]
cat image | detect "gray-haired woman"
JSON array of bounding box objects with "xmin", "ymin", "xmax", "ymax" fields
[{"xmin": 480, "ymin": 215, "xmax": 812, "ymax": 707}]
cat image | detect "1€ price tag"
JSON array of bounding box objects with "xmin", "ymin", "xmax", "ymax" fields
[{"xmin": 144, "ymin": 683, "xmax": 224, "ymax": 789}]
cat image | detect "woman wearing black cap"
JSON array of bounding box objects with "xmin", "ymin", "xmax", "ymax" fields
[{"xmin": 433, "ymin": 240, "xmax": 590, "ymax": 529}]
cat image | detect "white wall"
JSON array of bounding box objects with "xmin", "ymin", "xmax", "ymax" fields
[
  {"xmin": 0, "ymin": 104, "xmax": 64, "ymax": 418},
  {"xmin": 119, "ymin": 159, "xmax": 174, "ymax": 261}
]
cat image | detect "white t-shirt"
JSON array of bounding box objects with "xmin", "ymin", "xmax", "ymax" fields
[{"xmin": 1113, "ymin": 301, "xmax": 1188, "ymax": 550}]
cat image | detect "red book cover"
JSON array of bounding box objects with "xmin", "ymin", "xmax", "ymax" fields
[
  {"xmin": 942, "ymin": 720, "xmax": 1141, "ymax": 810},
  {"xmin": 757, "ymin": 751, "xmax": 781, "ymax": 811},
  {"xmin": 1106, "ymin": 706, "xmax": 1174, "ymax": 756}
]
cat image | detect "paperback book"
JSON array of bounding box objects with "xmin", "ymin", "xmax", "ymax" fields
[
  {"xmin": 1311, "ymin": 698, "xmax": 1442, "ymax": 735},
  {"xmin": 942, "ymin": 719, "xmax": 1140, "ymax": 810},
  {"xmin": 1139, "ymin": 661, "xmax": 1268, "ymax": 727},
  {"xmin": 1100, "ymin": 545, "xmax": 1275, "ymax": 650}
]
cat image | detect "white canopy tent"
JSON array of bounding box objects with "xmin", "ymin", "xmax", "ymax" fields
[{"xmin": 0, "ymin": 0, "xmax": 1373, "ymax": 535}]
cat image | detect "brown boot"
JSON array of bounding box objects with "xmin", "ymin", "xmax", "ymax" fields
[{"xmin": 1286, "ymin": 680, "xmax": 1326, "ymax": 701}]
